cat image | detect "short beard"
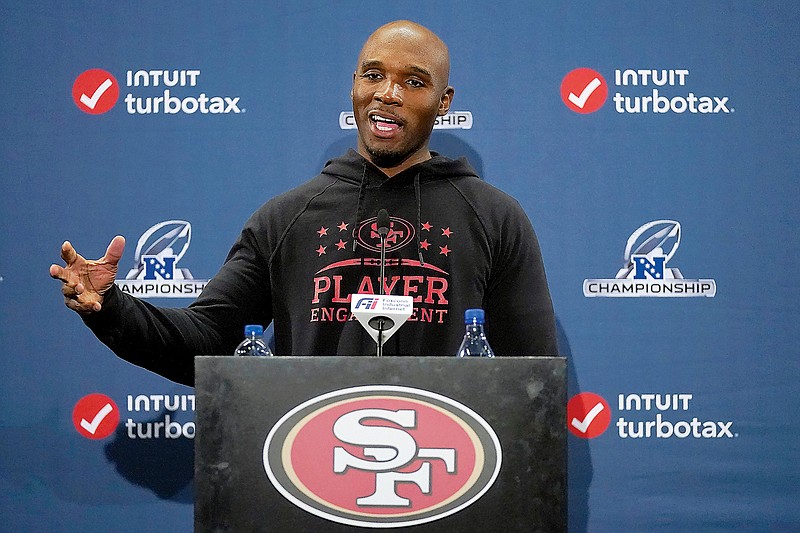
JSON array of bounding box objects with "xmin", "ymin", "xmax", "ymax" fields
[{"xmin": 363, "ymin": 138, "xmax": 426, "ymax": 170}]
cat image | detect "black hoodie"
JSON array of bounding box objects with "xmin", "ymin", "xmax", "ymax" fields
[{"xmin": 85, "ymin": 150, "xmax": 557, "ymax": 385}]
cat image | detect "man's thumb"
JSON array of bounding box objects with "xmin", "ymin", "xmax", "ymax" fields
[{"xmin": 103, "ymin": 235, "xmax": 126, "ymax": 265}]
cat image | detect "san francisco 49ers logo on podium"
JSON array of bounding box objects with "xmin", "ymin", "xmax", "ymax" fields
[{"xmin": 263, "ymin": 385, "xmax": 502, "ymax": 528}]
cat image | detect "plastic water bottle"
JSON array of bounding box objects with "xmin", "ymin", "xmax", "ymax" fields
[
  {"xmin": 234, "ymin": 325, "xmax": 273, "ymax": 357},
  {"xmin": 456, "ymin": 309, "xmax": 495, "ymax": 358}
]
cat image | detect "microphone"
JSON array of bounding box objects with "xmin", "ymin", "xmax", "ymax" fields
[
  {"xmin": 377, "ymin": 208, "xmax": 390, "ymax": 236},
  {"xmin": 376, "ymin": 209, "xmax": 390, "ymax": 296}
]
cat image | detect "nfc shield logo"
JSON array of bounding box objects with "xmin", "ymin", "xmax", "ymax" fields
[
  {"xmin": 633, "ymin": 255, "xmax": 666, "ymax": 279},
  {"xmin": 143, "ymin": 256, "xmax": 176, "ymax": 280},
  {"xmin": 263, "ymin": 385, "xmax": 502, "ymax": 528}
]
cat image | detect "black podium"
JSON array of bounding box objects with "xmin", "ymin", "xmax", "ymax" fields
[{"xmin": 194, "ymin": 356, "xmax": 566, "ymax": 532}]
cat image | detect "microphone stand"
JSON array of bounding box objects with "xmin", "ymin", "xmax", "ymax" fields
[
  {"xmin": 377, "ymin": 228, "xmax": 387, "ymax": 357},
  {"xmin": 376, "ymin": 209, "xmax": 390, "ymax": 357}
]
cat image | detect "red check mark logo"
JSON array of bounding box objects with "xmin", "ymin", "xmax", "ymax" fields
[
  {"xmin": 567, "ymin": 392, "xmax": 611, "ymax": 438},
  {"xmin": 72, "ymin": 69, "xmax": 119, "ymax": 115},
  {"xmin": 568, "ymin": 78, "xmax": 602, "ymax": 109},
  {"xmin": 80, "ymin": 78, "xmax": 113, "ymax": 110},
  {"xmin": 73, "ymin": 393, "xmax": 120, "ymax": 440},
  {"xmin": 561, "ymin": 68, "xmax": 608, "ymax": 114}
]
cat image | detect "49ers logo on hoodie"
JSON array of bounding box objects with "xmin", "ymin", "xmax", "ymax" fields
[
  {"xmin": 311, "ymin": 216, "xmax": 454, "ymax": 324},
  {"xmin": 355, "ymin": 216, "xmax": 416, "ymax": 253},
  {"xmin": 263, "ymin": 385, "xmax": 502, "ymax": 528}
]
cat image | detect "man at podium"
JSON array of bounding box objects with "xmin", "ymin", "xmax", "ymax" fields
[{"xmin": 50, "ymin": 20, "xmax": 557, "ymax": 386}]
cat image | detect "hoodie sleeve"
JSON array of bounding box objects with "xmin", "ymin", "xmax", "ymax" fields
[
  {"xmin": 82, "ymin": 217, "xmax": 273, "ymax": 386},
  {"xmin": 482, "ymin": 199, "xmax": 558, "ymax": 356}
]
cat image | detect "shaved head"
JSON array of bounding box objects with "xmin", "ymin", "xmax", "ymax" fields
[
  {"xmin": 358, "ymin": 20, "xmax": 451, "ymax": 90},
  {"xmin": 352, "ymin": 21, "xmax": 455, "ymax": 175}
]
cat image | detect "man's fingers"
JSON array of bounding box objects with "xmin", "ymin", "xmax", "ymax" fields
[
  {"xmin": 62, "ymin": 284, "xmax": 102, "ymax": 313},
  {"xmin": 50, "ymin": 263, "xmax": 78, "ymax": 286},
  {"xmin": 54, "ymin": 238, "xmax": 114, "ymax": 315},
  {"xmin": 64, "ymin": 297, "xmax": 98, "ymax": 313},
  {"xmin": 64, "ymin": 297, "xmax": 81, "ymax": 312},
  {"xmin": 60, "ymin": 241, "xmax": 78, "ymax": 265},
  {"xmin": 102, "ymin": 235, "xmax": 126, "ymax": 265},
  {"xmin": 61, "ymin": 282, "xmax": 78, "ymax": 298},
  {"xmin": 49, "ymin": 263, "xmax": 66, "ymax": 281}
]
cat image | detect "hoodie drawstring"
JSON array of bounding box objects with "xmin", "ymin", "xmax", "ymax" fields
[
  {"xmin": 349, "ymin": 162, "xmax": 425, "ymax": 266},
  {"xmin": 414, "ymin": 173, "xmax": 425, "ymax": 266},
  {"xmin": 352, "ymin": 163, "xmax": 368, "ymax": 252}
]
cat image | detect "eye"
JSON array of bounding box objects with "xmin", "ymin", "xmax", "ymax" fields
[
  {"xmin": 407, "ymin": 79, "xmax": 425, "ymax": 88},
  {"xmin": 360, "ymin": 71, "xmax": 383, "ymax": 81}
]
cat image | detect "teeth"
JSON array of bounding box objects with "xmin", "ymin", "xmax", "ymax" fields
[{"xmin": 371, "ymin": 114, "xmax": 398, "ymax": 124}]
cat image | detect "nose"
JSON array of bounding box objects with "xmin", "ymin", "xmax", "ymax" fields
[{"xmin": 375, "ymin": 79, "xmax": 402, "ymax": 105}]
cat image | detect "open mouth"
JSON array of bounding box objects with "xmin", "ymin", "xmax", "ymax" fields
[{"xmin": 369, "ymin": 111, "xmax": 402, "ymax": 135}]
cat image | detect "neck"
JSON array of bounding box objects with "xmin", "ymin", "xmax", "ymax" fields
[{"xmin": 357, "ymin": 145, "xmax": 432, "ymax": 177}]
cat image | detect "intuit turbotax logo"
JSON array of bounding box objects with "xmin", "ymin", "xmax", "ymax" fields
[
  {"xmin": 568, "ymin": 392, "xmax": 738, "ymax": 440},
  {"xmin": 73, "ymin": 392, "xmax": 195, "ymax": 441},
  {"xmin": 115, "ymin": 220, "xmax": 208, "ymax": 298},
  {"xmin": 561, "ymin": 67, "xmax": 733, "ymax": 114},
  {"xmin": 583, "ymin": 220, "xmax": 716, "ymax": 298},
  {"xmin": 72, "ymin": 68, "xmax": 243, "ymax": 115}
]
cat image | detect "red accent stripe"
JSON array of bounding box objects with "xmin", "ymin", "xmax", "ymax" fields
[{"xmin": 316, "ymin": 258, "xmax": 448, "ymax": 275}]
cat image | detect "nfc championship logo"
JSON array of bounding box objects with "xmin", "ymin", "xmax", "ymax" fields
[
  {"xmin": 115, "ymin": 220, "xmax": 208, "ymax": 298},
  {"xmin": 339, "ymin": 111, "xmax": 473, "ymax": 130},
  {"xmin": 263, "ymin": 385, "xmax": 501, "ymax": 528},
  {"xmin": 583, "ymin": 220, "xmax": 716, "ymax": 297}
]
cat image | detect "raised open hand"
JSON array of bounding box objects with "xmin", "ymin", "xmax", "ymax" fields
[{"xmin": 49, "ymin": 236, "xmax": 126, "ymax": 315}]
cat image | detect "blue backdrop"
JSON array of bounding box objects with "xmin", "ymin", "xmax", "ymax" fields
[{"xmin": 1, "ymin": 1, "xmax": 798, "ymax": 531}]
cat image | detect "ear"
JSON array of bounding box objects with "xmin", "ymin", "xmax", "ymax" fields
[{"xmin": 438, "ymin": 86, "xmax": 454, "ymax": 116}]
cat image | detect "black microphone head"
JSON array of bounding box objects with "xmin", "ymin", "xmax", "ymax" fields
[{"xmin": 377, "ymin": 209, "xmax": 390, "ymax": 236}]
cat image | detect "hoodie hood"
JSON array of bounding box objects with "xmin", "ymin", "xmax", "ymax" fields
[
  {"xmin": 321, "ymin": 148, "xmax": 479, "ymax": 185},
  {"xmin": 320, "ymin": 149, "xmax": 480, "ymax": 264}
]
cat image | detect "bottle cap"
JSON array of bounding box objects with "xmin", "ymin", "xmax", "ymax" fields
[
  {"xmin": 464, "ymin": 308, "xmax": 485, "ymax": 324},
  {"xmin": 244, "ymin": 324, "xmax": 264, "ymax": 336}
]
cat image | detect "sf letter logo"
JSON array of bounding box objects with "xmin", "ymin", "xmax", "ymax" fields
[
  {"xmin": 72, "ymin": 69, "xmax": 120, "ymax": 114},
  {"xmin": 332, "ymin": 408, "xmax": 456, "ymax": 507},
  {"xmin": 370, "ymin": 221, "xmax": 402, "ymax": 248},
  {"xmin": 264, "ymin": 386, "xmax": 502, "ymax": 528}
]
